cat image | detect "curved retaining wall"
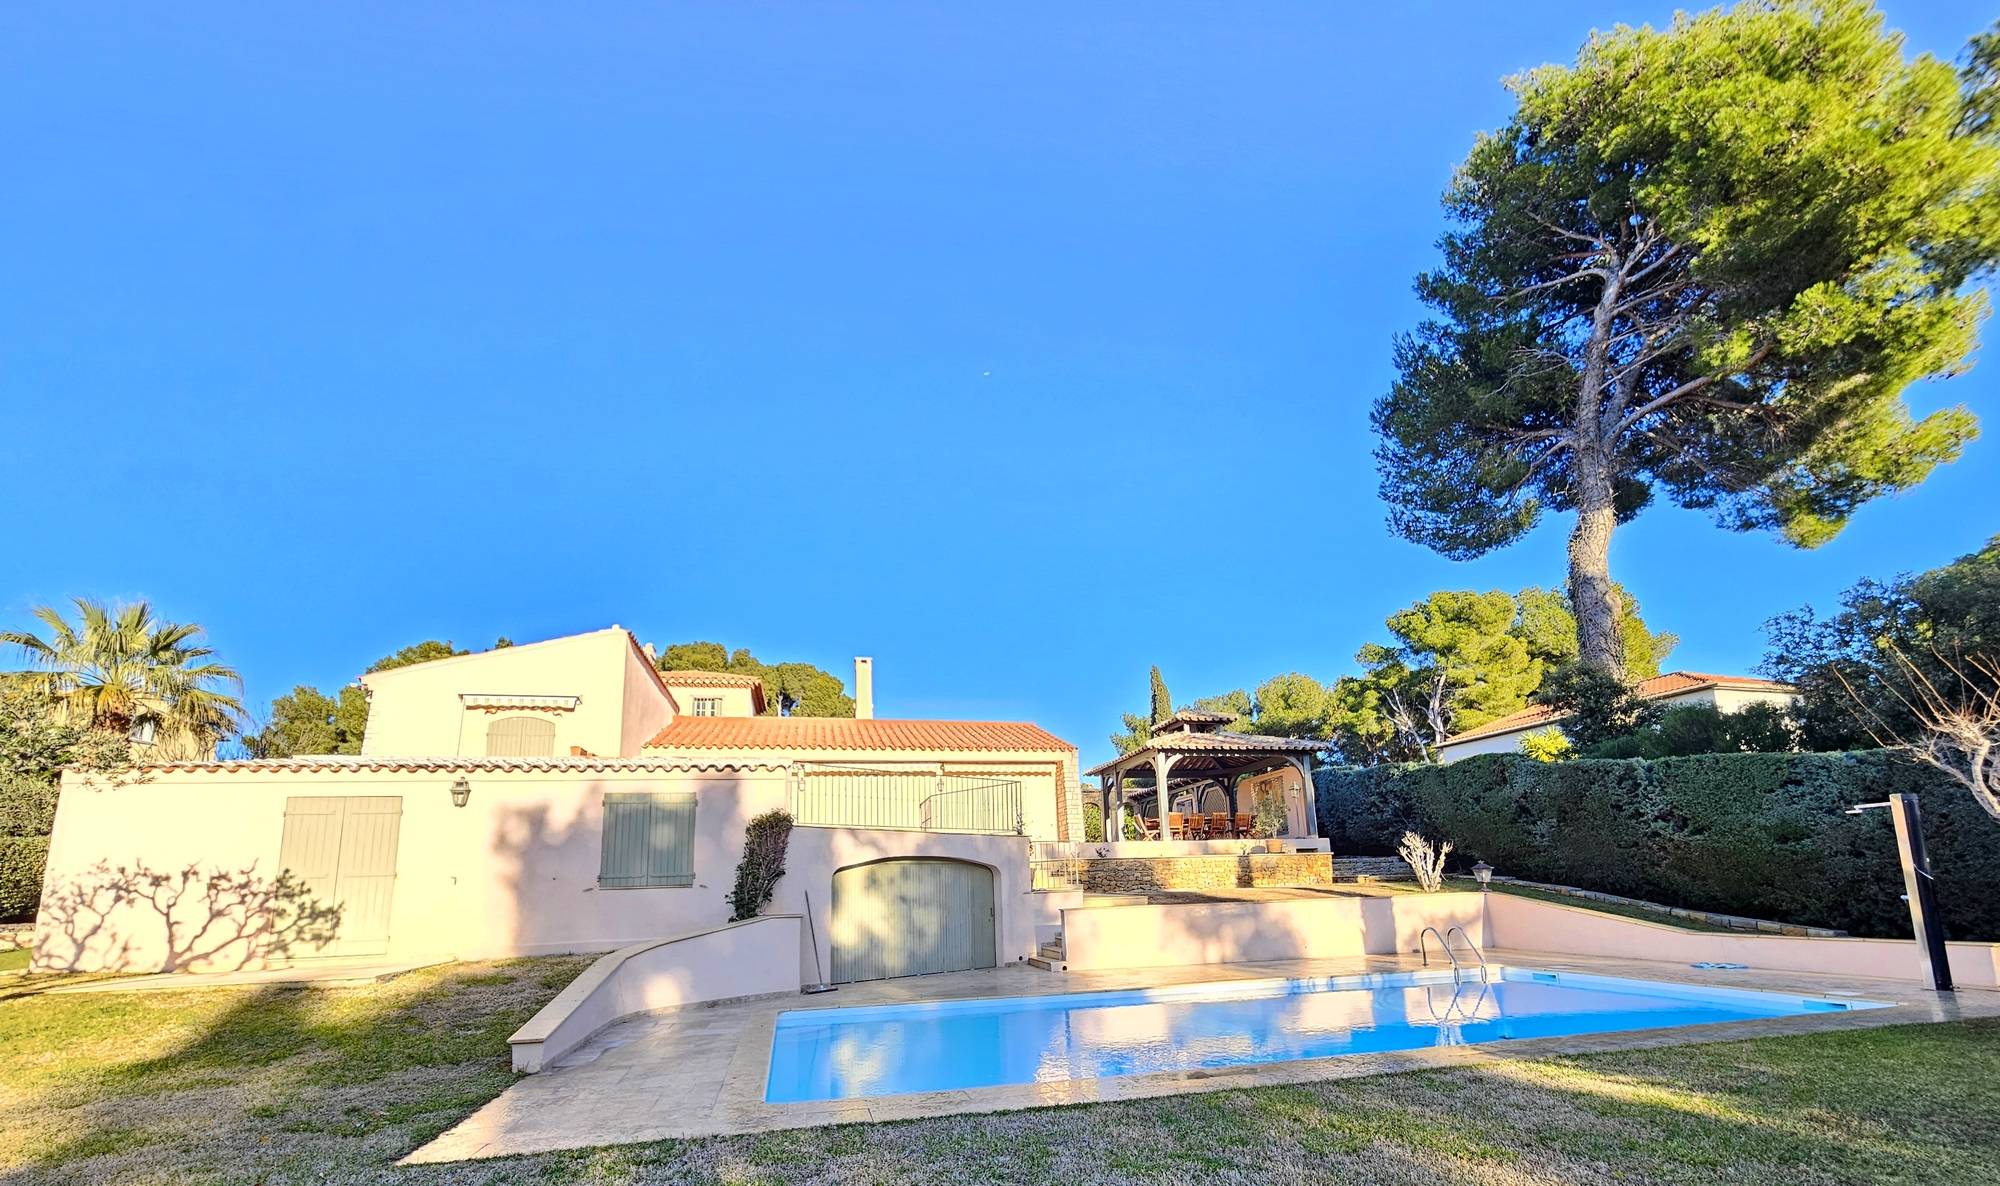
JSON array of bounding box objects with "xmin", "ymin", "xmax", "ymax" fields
[{"xmin": 509, "ymin": 914, "xmax": 805, "ymax": 1072}]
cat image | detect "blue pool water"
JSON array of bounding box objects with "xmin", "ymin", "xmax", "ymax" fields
[{"xmin": 764, "ymin": 967, "xmax": 1886, "ymax": 1103}]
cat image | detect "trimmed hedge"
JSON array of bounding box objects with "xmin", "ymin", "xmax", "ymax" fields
[
  {"xmin": 1317, "ymin": 750, "xmax": 2000, "ymax": 941},
  {"xmin": 0, "ymin": 836, "xmax": 49, "ymax": 922}
]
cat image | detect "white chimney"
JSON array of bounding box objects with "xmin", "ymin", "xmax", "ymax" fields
[{"xmin": 854, "ymin": 657, "xmax": 874, "ymax": 720}]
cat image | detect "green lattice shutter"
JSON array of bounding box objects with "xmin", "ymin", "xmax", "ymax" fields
[{"xmin": 599, "ymin": 792, "xmax": 696, "ymax": 887}]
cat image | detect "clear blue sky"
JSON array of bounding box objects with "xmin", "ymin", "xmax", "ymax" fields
[{"xmin": 3, "ymin": 2, "xmax": 1995, "ymax": 767}]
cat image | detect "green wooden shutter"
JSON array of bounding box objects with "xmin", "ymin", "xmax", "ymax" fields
[{"xmin": 599, "ymin": 792, "xmax": 696, "ymax": 887}]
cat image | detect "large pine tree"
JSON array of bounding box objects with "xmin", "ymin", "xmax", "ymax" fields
[{"xmin": 1376, "ymin": 1, "xmax": 1998, "ymax": 676}]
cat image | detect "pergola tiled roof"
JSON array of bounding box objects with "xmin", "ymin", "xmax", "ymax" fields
[
  {"xmin": 1087, "ymin": 713, "xmax": 1331, "ymax": 838},
  {"xmin": 1154, "ymin": 709, "xmax": 1238, "ymax": 729},
  {"xmin": 1084, "ymin": 728, "xmax": 1325, "ymax": 775}
]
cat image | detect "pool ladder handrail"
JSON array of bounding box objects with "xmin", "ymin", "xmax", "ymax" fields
[
  {"xmin": 1424, "ymin": 977, "xmax": 1492, "ymax": 1026},
  {"xmin": 1418, "ymin": 925, "xmax": 1490, "ymax": 982}
]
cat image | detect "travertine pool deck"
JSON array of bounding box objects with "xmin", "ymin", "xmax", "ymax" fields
[{"xmin": 405, "ymin": 949, "xmax": 2000, "ymax": 1164}]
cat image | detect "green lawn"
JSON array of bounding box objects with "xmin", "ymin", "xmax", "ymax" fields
[
  {"xmin": 0, "ymin": 948, "xmax": 29, "ymax": 973},
  {"xmin": 1453, "ymin": 878, "xmax": 1741, "ymax": 932},
  {"xmin": 1365, "ymin": 877, "xmax": 1740, "ymax": 933},
  {"xmin": 2, "ymin": 956, "xmax": 1996, "ymax": 1185}
]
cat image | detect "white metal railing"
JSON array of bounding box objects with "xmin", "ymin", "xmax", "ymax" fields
[{"xmin": 789, "ymin": 764, "xmax": 1024, "ymax": 835}]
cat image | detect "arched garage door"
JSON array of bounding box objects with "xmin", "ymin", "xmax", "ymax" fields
[{"xmin": 829, "ymin": 859, "xmax": 996, "ymax": 983}]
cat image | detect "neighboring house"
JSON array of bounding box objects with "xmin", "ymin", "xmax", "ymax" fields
[
  {"xmin": 34, "ymin": 627, "xmax": 1082, "ymax": 980},
  {"xmin": 1436, "ymin": 671, "xmax": 1798, "ymax": 763},
  {"xmin": 48, "ymin": 695, "xmax": 220, "ymax": 763}
]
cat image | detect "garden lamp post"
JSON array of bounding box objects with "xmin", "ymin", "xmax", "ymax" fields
[
  {"xmin": 1471, "ymin": 861, "xmax": 1494, "ymax": 892},
  {"xmin": 1845, "ymin": 794, "xmax": 1952, "ymax": 993}
]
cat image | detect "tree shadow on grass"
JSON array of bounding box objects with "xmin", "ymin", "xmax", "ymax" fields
[{"xmin": 10, "ymin": 956, "xmax": 591, "ymax": 1184}]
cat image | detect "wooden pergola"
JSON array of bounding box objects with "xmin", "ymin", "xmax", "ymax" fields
[{"xmin": 1085, "ymin": 710, "xmax": 1327, "ymax": 840}]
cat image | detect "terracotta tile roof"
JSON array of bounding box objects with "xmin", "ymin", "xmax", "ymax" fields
[
  {"xmin": 1153, "ymin": 710, "xmax": 1238, "ymax": 733},
  {"xmin": 1084, "ymin": 730, "xmax": 1330, "ymax": 776},
  {"xmin": 123, "ymin": 755, "xmax": 785, "ymax": 776},
  {"xmin": 645, "ymin": 716, "xmax": 1074, "ymax": 753},
  {"xmin": 656, "ymin": 669, "xmax": 768, "ymax": 713},
  {"xmin": 657, "ymin": 670, "xmax": 767, "ymax": 688},
  {"xmin": 1441, "ymin": 671, "xmax": 1797, "ymax": 746}
]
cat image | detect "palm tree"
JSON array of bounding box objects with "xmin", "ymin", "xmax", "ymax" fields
[{"xmin": 2, "ymin": 598, "xmax": 245, "ymax": 751}]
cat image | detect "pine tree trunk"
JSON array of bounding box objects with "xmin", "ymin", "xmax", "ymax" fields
[{"xmin": 1567, "ymin": 448, "xmax": 1625, "ymax": 679}]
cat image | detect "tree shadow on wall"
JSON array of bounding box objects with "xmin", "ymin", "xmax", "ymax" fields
[{"xmin": 35, "ymin": 861, "xmax": 343, "ymax": 974}]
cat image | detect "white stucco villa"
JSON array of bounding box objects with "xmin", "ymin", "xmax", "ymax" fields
[
  {"xmin": 33, "ymin": 627, "xmax": 1088, "ymax": 981},
  {"xmin": 1435, "ymin": 670, "xmax": 1799, "ymax": 762}
]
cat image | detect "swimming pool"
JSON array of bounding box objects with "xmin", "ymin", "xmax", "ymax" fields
[{"xmin": 764, "ymin": 967, "xmax": 1887, "ymax": 1103}]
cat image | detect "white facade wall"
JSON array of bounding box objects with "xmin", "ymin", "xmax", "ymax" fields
[
  {"xmin": 34, "ymin": 761, "xmax": 1069, "ymax": 975},
  {"xmin": 659, "ymin": 682, "xmax": 760, "ymax": 719},
  {"xmin": 359, "ymin": 630, "xmax": 662, "ymax": 758}
]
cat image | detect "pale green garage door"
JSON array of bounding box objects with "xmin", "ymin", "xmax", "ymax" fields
[
  {"xmin": 278, "ymin": 796, "xmax": 403, "ymax": 958},
  {"xmin": 829, "ymin": 859, "xmax": 996, "ymax": 983}
]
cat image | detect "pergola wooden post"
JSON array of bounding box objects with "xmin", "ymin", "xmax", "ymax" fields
[
  {"xmin": 1291, "ymin": 754, "xmax": 1318, "ymax": 838},
  {"xmin": 1150, "ymin": 751, "xmax": 1174, "ymax": 840}
]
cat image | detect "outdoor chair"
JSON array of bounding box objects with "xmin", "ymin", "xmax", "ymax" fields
[
  {"xmin": 1166, "ymin": 812, "xmax": 1188, "ymax": 840},
  {"xmin": 1210, "ymin": 811, "xmax": 1235, "ymax": 838},
  {"xmin": 1234, "ymin": 812, "xmax": 1253, "ymax": 837}
]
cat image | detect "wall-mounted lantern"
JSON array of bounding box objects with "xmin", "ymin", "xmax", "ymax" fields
[
  {"xmin": 1471, "ymin": 861, "xmax": 1494, "ymax": 892},
  {"xmin": 450, "ymin": 777, "xmax": 472, "ymax": 809}
]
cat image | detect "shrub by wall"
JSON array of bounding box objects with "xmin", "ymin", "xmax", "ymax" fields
[
  {"xmin": 0, "ymin": 836, "xmax": 49, "ymax": 922},
  {"xmin": 724, "ymin": 810, "xmax": 793, "ymax": 922},
  {"xmin": 1317, "ymin": 750, "xmax": 2000, "ymax": 941},
  {"xmin": 0, "ymin": 774, "xmax": 59, "ymax": 922}
]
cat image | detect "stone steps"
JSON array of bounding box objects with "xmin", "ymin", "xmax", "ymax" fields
[{"xmin": 1029, "ymin": 933, "xmax": 1066, "ymax": 972}]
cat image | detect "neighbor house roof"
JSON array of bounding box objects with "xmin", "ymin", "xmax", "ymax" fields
[
  {"xmin": 656, "ymin": 669, "xmax": 768, "ymax": 713},
  {"xmin": 1440, "ymin": 671, "xmax": 1797, "ymax": 747},
  {"xmin": 645, "ymin": 716, "xmax": 1074, "ymax": 753}
]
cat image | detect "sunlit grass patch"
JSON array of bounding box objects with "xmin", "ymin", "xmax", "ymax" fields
[{"xmin": 1, "ymin": 955, "xmax": 1995, "ymax": 1186}]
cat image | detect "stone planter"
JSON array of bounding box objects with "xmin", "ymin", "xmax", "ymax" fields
[{"xmin": 1263, "ymin": 839, "xmax": 1285, "ymax": 853}]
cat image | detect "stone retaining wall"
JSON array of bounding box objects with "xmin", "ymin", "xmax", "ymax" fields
[
  {"xmin": 1331, "ymin": 856, "xmax": 1411, "ymax": 881},
  {"xmin": 1075, "ymin": 852, "xmax": 1335, "ymax": 894}
]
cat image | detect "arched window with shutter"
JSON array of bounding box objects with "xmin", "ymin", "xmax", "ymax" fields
[{"xmin": 486, "ymin": 716, "xmax": 556, "ymax": 757}]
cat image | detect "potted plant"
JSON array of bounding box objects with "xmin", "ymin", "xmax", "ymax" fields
[{"xmin": 1249, "ymin": 795, "xmax": 1288, "ymax": 852}]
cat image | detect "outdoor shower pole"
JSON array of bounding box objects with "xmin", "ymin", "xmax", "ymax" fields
[
  {"xmin": 1889, "ymin": 794, "xmax": 1953, "ymax": 993},
  {"xmin": 1849, "ymin": 793, "xmax": 1953, "ymax": 993}
]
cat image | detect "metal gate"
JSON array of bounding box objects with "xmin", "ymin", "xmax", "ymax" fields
[
  {"xmin": 829, "ymin": 858, "xmax": 996, "ymax": 983},
  {"xmin": 278, "ymin": 796, "xmax": 403, "ymax": 957}
]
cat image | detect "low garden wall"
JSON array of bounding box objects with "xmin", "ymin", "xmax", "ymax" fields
[
  {"xmin": 509, "ymin": 914, "xmax": 804, "ymax": 1073},
  {"xmin": 1059, "ymin": 890, "xmax": 1485, "ymax": 971},
  {"xmin": 1317, "ymin": 750, "xmax": 2000, "ymax": 941},
  {"xmin": 1486, "ymin": 894, "xmax": 2000, "ymax": 989}
]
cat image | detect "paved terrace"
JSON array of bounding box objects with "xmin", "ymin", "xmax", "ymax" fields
[{"xmin": 405, "ymin": 949, "xmax": 2000, "ymax": 1165}]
